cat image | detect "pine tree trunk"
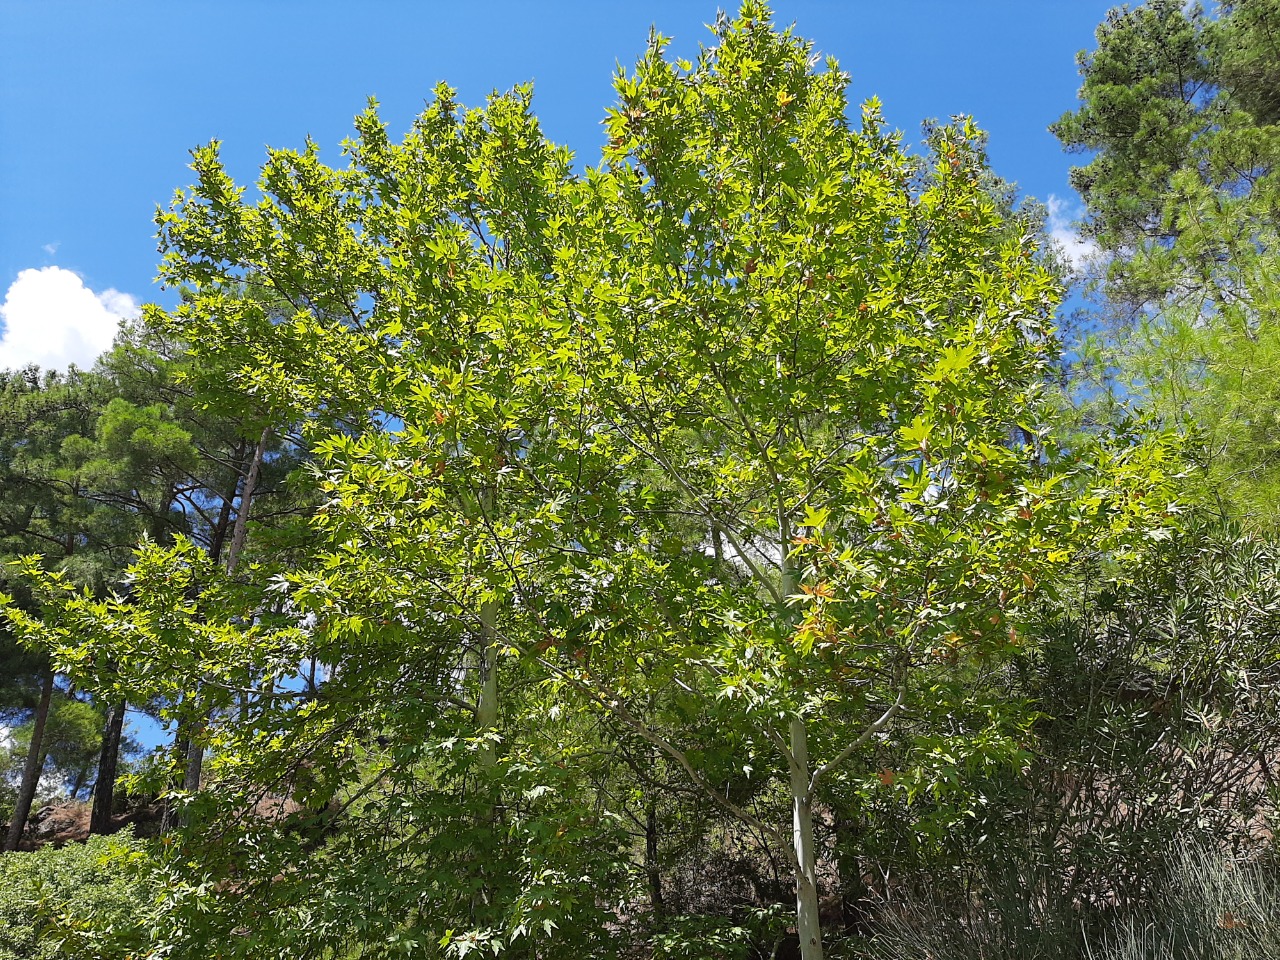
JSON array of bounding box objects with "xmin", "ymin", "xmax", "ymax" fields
[
  {"xmin": 4, "ymin": 671, "xmax": 54, "ymax": 852},
  {"xmin": 162, "ymin": 727, "xmax": 189, "ymax": 834},
  {"xmin": 89, "ymin": 700, "xmax": 126, "ymax": 835},
  {"xmin": 162, "ymin": 720, "xmax": 205, "ymax": 833},
  {"xmin": 69, "ymin": 762, "xmax": 90, "ymax": 800},
  {"xmin": 183, "ymin": 733, "xmax": 204, "ymax": 794},
  {"xmin": 226, "ymin": 425, "xmax": 271, "ymax": 576},
  {"xmin": 789, "ymin": 716, "xmax": 825, "ymax": 960},
  {"xmin": 162, "ymin": 425, "xmax": 266, "ymax": 835},
  {"xmin": 208, "ymin": 443, "xmax": 243, "ymax": 563}
]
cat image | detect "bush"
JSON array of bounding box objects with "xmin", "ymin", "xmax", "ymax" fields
[
  {"xmin": 0, "ymin": 832, "xmax": 154, "ymax": 960},
  {"xmin": 865, "ymin": 845, "xmax": 1280, "ymax": 960},
  {"xmin": 1091, "ymin": 845, "xmax": 1280, "ymax": 960}
]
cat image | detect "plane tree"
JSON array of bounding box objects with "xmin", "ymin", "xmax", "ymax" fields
[{"xmin": 2, "ymin": 5, "xmax": 1176, "ymax": 957}]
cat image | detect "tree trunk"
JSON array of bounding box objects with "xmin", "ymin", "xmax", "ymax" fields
[
  {"xmin": 90, "ymin": 699, "xmax": 126, "ymax": 835},
  {"xmin": 162, "ymin": 718, "xmax": 205, "ymax": 833},
  {"xmin": 789, "ymin": 716, "xmax": 825, "ymax": 960},
  {"xmin": 475, "ymin": 451, "xmax": 501, "ymax": 774},
  {"xmin": 183, "ymin": 732, "xmax": 204, "ymax": 794},
  {"xmin": 226, "ymin": 425, "xmax": 272, "ymax": 576},
  {"xmin": 209, "ymin": 438, "xmax": 247, "ymax": 563},
  {"xmin": 777, "ymin": 520, "xmax": 824, "ymax": 958},
  {"xmin": 646, "ymin": 795, "xmax": 665, "ymax": 916},
  {"xmin": 162, "ymin": 726, "xmax": 189, "ymax": 834},
  {"xmin": 476, "ymin": 600, "xmax": 500, "ymax": 771},
  {"xmin": 834, "ymin": 809, "xmax": 869, "ymax": 938},
  {"xmin": 4, "ymin": 672, "xmax": 54, "ymax": 852},
  {"xmin": 163, "ymin": 426, "xmax": 266, "ymax": 834}
]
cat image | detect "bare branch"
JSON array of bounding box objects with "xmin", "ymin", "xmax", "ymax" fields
[{"xmin": 806, "ymin": 682, "xmax": 907, "ymax": 804}]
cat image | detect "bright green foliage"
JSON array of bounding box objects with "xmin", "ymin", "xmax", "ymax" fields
[
  {"xmin": 1054, "ymin": 0, "xmax": 1280, "ymax": 525},
  {"xmin": 649, "ymin": 906, "xmax": 787, "ymax": 959},
  {"xmin": 0, "ymin": 832, "xmax": 154, "ymax": 960},
  {"xmin": 2, "ymin": 4, "xmax": 1178, "ymax": 957}
]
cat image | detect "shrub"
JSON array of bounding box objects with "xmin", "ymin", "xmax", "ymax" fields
[{"xmin": 0, "ymin": 832, "xmax": 154, "ymax": 960}]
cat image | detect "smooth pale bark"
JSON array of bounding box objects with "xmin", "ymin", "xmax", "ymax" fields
[
  {"xmin": 776, "ymin": 517, "xmax": 826, "ymax": 958},
  {"xmin": 4, "ymin": 672, "xmax": 54, "ymax": 852},
  {"xmin": 476, "ymin": 599, "xmax": 500, "ymax": 771},
  {"xmin": 789, "ymin": 716, "xmax": 825, "ymax": 960},
  {"xmin": 90, "ymin": 699, "xmax": 126, "ymax": 834}
]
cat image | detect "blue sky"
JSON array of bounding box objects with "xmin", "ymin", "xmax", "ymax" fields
[{"xmin": 0, "ymin": 1, "xmax": 1118, "ymax": 370}]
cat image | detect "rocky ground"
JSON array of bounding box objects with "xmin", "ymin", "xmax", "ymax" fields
[{"xmin": 3, "ymin": 800, "xmax": 164, "ymax": 851}]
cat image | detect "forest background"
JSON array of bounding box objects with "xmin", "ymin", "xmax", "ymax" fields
[{"xmin": 1, "ymin": 2, "xmax": 1279, "ymax": 959}]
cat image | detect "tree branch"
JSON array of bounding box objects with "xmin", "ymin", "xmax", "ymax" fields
[{"xmin": 806, "ymin": 681, "xmax": 907, "ymax": 804}]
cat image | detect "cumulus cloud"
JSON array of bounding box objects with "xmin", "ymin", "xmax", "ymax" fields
[
  {"xmin": 0, "ymin": 266, "xmax": 139, "ymax": 372},
  {"xmin": 1047, "ymin": 194, "xmax": 1101, "ymax": 276}
]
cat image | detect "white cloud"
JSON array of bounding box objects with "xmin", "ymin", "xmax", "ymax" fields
[
  {"xmin": 42, "ymin": 242, "xmax": 59, "ymax": 256},
  {"xmin": 0, "ymin": 266, "xmax": 139, "ymax": 372},
  {"xmin": 1047, "ymin": 194, "xmax": 1101, "ymax": 276}
]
